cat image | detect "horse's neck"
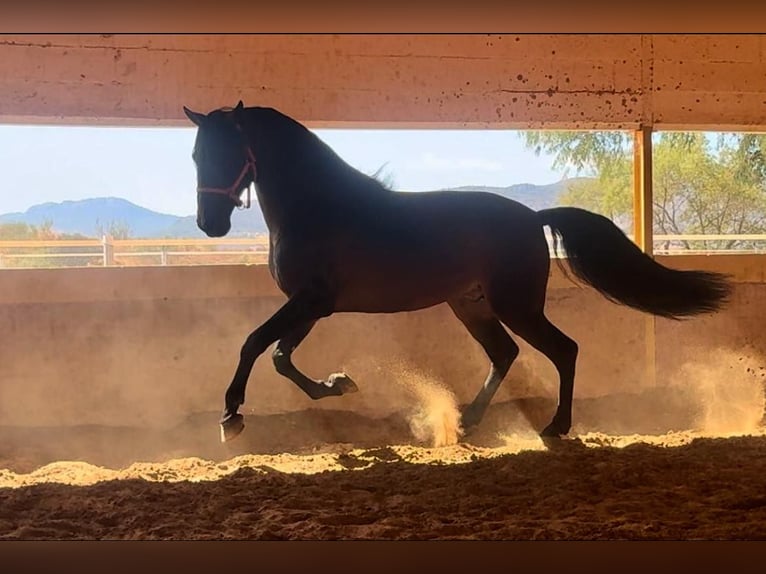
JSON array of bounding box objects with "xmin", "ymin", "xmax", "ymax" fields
[
  {"xmin": 253, "ymin": 176, "xmax": 322, "ymax": 234},
  {"xmin": 252, "ymin": 184, "xmax": 288, "ymax": 234},
  {"xmin": 251, "ymin": 128, "xmax": 388, "ymax": 231},
  {"xmin": 255, "ymin": 172, "xmax": 383, "ymax": 235}
]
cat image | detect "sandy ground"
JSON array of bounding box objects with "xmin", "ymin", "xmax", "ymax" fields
[{"xmin": 2, "ymin": 379, "xmax": 766, "ymax": 540}]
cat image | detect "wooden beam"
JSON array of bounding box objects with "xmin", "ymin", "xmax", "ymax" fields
[
  {"xmin": 633, "ymin": 126, "xmax": 654, "ymax": 255},
  {"xmin": 633, "ymin": 126, "xmax": 657, "ymax": 387}
]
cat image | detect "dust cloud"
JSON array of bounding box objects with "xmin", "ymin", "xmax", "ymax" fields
[
  {"xmin": 367, "ymin": 343, "xmax": 766, "ymax": 451},
  {"xmin": 567, "ymin": 344, "xmax": 766, "ymax": 447},
  {"xmin": 669, "ymin": 346, "xmax": 766, "ymax": 436},
  {"xmin": 386, "ymin": 364, "xmax": 464, "ymax": 447}
]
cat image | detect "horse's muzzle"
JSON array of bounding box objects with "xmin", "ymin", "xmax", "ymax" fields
[{"xmin": 198, "ymin": 218, "xmax": 231, "ymax": 238}]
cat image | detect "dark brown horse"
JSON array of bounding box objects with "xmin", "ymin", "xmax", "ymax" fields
[{"xmin": 183, "ymin": 101, "xmax": 732, "ymax": 443}]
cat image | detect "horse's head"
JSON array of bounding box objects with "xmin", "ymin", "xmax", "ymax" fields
[{"xmin": 183, "ymin": 101, "xmax": 254, "ymax": 238}]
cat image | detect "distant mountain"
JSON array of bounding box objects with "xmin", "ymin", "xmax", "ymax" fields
[
  {"xmin": 160, "ymin": 207, "xmax": 269, "ymax": 238},
  {"xmin": 0, "ymin": 198, "xmax": 180, "ymax": 238},
  {"xmin": 442, "ymin": 177, "xmax": 592, "ymax": 211},
  {"xmin": 0, "ymin": 197, "xmax": 268, "ymax": 238},
  {"xmin": 0, "ymin": 178, "xmax": 592, "ymax": 238}
]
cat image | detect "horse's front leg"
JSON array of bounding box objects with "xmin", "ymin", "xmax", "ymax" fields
[
  {"xmin": 220, "ymin": 290, "xmax": 333, "ymax": 442},
  {"xmin": 272, "ymin": 321, "xmax": 359, "ymax": 399}
]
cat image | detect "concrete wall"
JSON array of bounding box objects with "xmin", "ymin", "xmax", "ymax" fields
[
  {"xmin": 1, "ymin": 34, "xmax": 766, "ymax": 433},
  {"xmin": 0, "ymin": 34, "xmax": 765, "ymax": 129},
  {"xmin": 0, "ymin": 255, "xmax": 763, "ymax": 430}
]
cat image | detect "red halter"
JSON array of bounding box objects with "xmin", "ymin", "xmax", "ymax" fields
[{"xmin": 196, "ymin": 146, "xmax": 256, "ymax": 209}]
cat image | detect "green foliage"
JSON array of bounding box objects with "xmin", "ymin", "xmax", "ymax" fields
[
  {"xmin": 0, "ymin": 221, "xmax": 93, "ymax": 268},
  {"xmin": 0, "ymin": 222, "xmax": 38, "ymax": 240},
  {"xmin": 519, "ymin": 130, "xmax": 766, "ymax": 251},
  {"xmin": 521, "ymin": 131, "xmax": 631, "ymax": 174}
]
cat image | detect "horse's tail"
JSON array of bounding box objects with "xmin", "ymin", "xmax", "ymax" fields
[{"xmin": 538, "ymin": 206, "xmax": 732, "ymax": 319}]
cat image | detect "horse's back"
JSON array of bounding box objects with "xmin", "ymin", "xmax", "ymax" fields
[
  {"xmin": 388, "ymin": 189, "xmax": 544, "ymax": 242},
  {"xmin": 323, "ymin": 189, "xmax": 548, "ymax": 310}
]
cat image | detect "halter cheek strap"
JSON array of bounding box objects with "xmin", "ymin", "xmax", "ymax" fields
[{"xmin": 196, "ymin": 147, "xmax": 256, "ymax": 209}]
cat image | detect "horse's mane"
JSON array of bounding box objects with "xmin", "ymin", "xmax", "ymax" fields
[{"xmin": 216, "ymin": 106, "xmax": 395, "ymax": 194}]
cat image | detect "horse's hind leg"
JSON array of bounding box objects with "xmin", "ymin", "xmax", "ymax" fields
[
  {"xmin": 448, "ymin": 294, "xmax": 519, "ymax": 431},
  {"xmin": 489, "ymin": 293, "xmax": 579, "ymax": 438},
  {"xmin": 272, "ymin": 320, "xmax": 359, "ymax": 399}
]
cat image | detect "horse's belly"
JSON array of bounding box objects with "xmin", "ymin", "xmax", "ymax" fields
[
  {"xmin": 333, "ymin": 266, "xmax": 475, "ymax": 313},
  {"xmin": 271, "ymin": 232, "xmax": 484, "ymax": 312},
  {"xmin": 334, "ymin": 290, "xmax": 446, "ymax": 313}
]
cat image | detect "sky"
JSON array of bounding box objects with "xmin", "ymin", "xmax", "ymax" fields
[{"xmin": 0, "ymin": 124, "xmax": 568, "ymax": 217}]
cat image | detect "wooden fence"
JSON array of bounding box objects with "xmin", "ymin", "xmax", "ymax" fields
[
  {"xmin": 0, "ymin": 233, "xmax": 765, "ymax": 268},
  {"xmin": 0, "ymin": 235, "xmax": 270, "ymax": 268}
]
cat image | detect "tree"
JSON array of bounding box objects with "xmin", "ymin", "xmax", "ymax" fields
[
  {"xmin": 0, "ymin": 222, "xmax": 38, "ymax": 240},
  {"xmin": 519, "ymin": 130, "xmax": 766, "ymax": 252},
  {"xmin": 520, "ymin": 131, "xmax": 634, "ymax": 232},
  {"xmin": 95, "ymin": 219, "xmax": 132, "ymax": 240},
  {"xmin": 0, "ymin": 221, "xmax": 93, "ymax": 268}
]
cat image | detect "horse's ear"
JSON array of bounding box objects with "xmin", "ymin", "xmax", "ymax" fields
[
  {"xmin": 231, "ymin": 100, "xmax": 246, "ymax": 126},
  {"xmin": 233, "ymin": 100, "xmax": 245, "ymax": 121},
  {"xmin": 183, "ymin": 106, "xmax": 207, "ymax": 126}
]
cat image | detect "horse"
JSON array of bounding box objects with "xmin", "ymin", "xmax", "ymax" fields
[{"xmin": 183, "ymin": 101, "xmax": 732, "ymax": 444}]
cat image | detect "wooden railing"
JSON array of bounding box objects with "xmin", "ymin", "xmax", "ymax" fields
[
  {"xmin": 0, "ymin": 233, "xmax": 765, "ymax": 268},
  {"xmin": 0, "ymin": 235, "xmax": 271, "ymax": 268}
]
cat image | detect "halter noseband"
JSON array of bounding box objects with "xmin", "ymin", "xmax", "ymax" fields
[{"xmin": 196, "ymin": 146, "xmax": 256, "ymax": 209}]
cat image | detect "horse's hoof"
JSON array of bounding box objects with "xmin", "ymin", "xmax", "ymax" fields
[
  {"xmin": 458, "ymin": 404, "xmax": 481, "ymax": 432},
  {"xmin": 328, "ymin": 372, "xmax": 359, "ymax": 394},
  {"xmin": 459, "ymin": 416, "xmax": 478, "ymax": 434},
  {"xmin": 540, "ymin": 419, "xmax": 570, "ymax": 440},
  {"xmin": 220, "ymin": 413, "xmax": 245, "ymax": 443}
]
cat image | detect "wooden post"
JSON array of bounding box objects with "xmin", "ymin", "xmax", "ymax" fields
[
  {"xmin": 102, "ymin": 234, "xmax": 115, "ymax": 266},
  {"xmin": 633, "ymin": 126, "xmax": 656, "ymax": 387},
  {"xmin": 633, "ymin": 126, "xmax": 654, "ymax": 254}
]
